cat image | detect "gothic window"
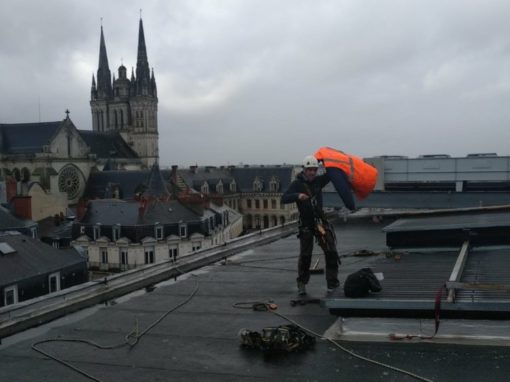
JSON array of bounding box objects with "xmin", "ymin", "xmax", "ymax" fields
[{"xmin": 58, "ymin": 165, "xmax": 82, "ymax": 200}]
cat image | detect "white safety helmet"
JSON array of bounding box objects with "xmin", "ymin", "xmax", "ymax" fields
[{"xmin": 302, "ymin": 155, "xmax": 319, "ymax": 169}]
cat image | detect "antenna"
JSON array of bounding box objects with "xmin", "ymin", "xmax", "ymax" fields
[
  {"xmin": 38, "ymin": 95, "xmax": 41, "ymax": 122},
  {"xmin": 140, "ymin": 9, "xmax": 142, "ymax": 19}
]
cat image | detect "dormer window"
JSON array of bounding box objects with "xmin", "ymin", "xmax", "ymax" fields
[
  {"xmin": 253, "ymin": 177, "xmax": 263, "ymax": 192},
  {"xmin": 201, "ymin": 181, "xmax": 209, "ymax": 195},
  {"xmin": 179, "ymin": 223, "xmax": 187, "ymax": 238},
  {"xmin": 112, "ymin": 224, "xmax": 121, "ymax": 241},
  {"xmin": 230, "ymin": 180, "xmax": 237, "ymax": 192},
  {"xmin": 93, "ymin": 224, "xmax": 101, "ymax": 241},
  {"xmin": 269, "ymin": 177, "xmax": 280, "ymax": 192},
  {"xmin": 155, "ymin": 224, "xmax": 164, "ymax": 240},
  {"xmin": 216, "ymin": 180, "xmax": 224, "ymax": 194}
]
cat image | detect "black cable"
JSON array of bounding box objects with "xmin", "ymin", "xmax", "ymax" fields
[{"xmin": 31, "ymin": 278, "xmax": 200, "ymax": 382}]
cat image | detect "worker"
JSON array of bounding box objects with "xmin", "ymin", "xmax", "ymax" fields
[{"xmin": 281, "ymin": 155, "xmax": 354, "ymax": 296}]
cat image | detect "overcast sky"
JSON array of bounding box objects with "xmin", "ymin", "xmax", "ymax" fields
[{"xmin": 1, "ymin": 0, "xmax": 510, "ymax": 166}]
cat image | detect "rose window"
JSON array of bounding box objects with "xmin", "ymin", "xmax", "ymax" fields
[{"xmin": 58, "ymin": 166, "xmax": 81, "ymax": 199}]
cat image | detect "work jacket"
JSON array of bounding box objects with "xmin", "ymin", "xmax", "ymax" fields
[
  {"xmin": 314, "ymin": 147, "xmax": 378, "ymax": 199},
  {"xmin": 281, "ymin": 171, "xmax": 354, "ymax": 228}
]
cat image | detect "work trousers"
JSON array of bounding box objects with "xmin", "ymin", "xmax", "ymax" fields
[{"xmin": 297, "ymin": 225, "xmax": 339, "ymax": 288}]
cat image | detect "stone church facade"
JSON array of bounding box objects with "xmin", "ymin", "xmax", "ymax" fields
[{"xmin": 90, "ymin": 19, "xmax": 159, "ymax": 167}]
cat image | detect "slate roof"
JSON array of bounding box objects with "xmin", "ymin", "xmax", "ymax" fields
[
  {"xmin": 84, "ymin": 166, "xmax": 172, "ymax": 200},
  {"xmin": 77, "ymin": 130, "xmax": 138, "ymax": 159},
  {"xmin": 177, "ymin": 168, "xmax": 235, "ymax": 194},
  {"xmin": 143, "ymin": 164, "xmax": 170, "ymax": 198},
  {"xmin": 79, "ymin": 199, "xmax": 203, "ymax": 226},
  {"xmin": 0, "ymin": 206, "xmax": 36, "ymax": 231},
  {"xmin": 229, "ymin": 166, "xmax": 295, "ymax": 193},
  {"xmin": 0, "ymin": 121, "xmax": 62, "ymax": 154},
  {"xmin": 0, "ymin": 233, "xmax": 86, "ymax": 287},
  {"xmin": 84, "ymin": 170, "xmax": 149, "ymax": 199}
]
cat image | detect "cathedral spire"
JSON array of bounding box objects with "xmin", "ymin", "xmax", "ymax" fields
[
  {"xmin": 135, "ymin": 18, "xmax": 151, "ymax": 96},
  {"xmin": 96, "ymin": 25, "xmax": 112, "ymax": 98}
]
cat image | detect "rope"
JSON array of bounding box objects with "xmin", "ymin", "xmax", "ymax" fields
[
  {"xmin": 31, "ymin": 277, "xmax": 200, "ymax": 382},
  {"xmin": 233, "ymin": 302, "xmax": 434, "ymax": 382}
]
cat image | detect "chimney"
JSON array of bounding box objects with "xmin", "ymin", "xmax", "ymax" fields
[
  {"xmin": 6, "ymin": 178, "xmax": 17, "ymax": 201},
  {"xmin": 76, "ymin": 199, "xmax": 87, "ymax": 221},
  {"xmin": 12, "ymin": 196, "xmax": 32, "ymax": 220},
  {"xmin": 189, "ymin": 165, "xmax": 197, "ymax": 174}
]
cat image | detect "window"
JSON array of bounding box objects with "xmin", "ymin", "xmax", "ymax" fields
[
  {"xmin": 80, "ymin": 226, "xmax": 86, "ymax": 234},
  {"xmin": 179, "ymin": 223, "xmax": 187, "ymax": 238},
  {"xmin": 93, "ymin": 224, "xmax": 101, "ymax": 240},
  {"xmin": 49, "ymin": 272, "xmax": 61, "ymax": 293},
  {"xmin": 253, "ymin": 178, "xmax": 263, "ymax": 192},
  {"xmin": 192, "ymin": 242, "xmax": 201, "ymax": 252},
  {"xmin": 4, "ymin": 285, "xmax": 18, "ymax": 306},
  {"xmin": 120, "ymin": 249, "xmax": 128, "ymax": 266},
  {"xmin": 271, "ymin": 199, "xmax": 277, "ymax": 209},
  {"xmin": 112, "ymin": 225, "xmax": 121, "ymax": 241},
  {"xmin": 209, "ymin": 216, "xmax": 214, "ymax": 231},
  {"xmin": 247, "ymin": 199, "xmax": 252, "ymax": 208},
  {"xmin": 255, "ymin": 199, "xmax": 260, "ymax": 209},
  {"xmin": 101, "ymin": 248, "xmax": 108, "ymax": 264},
  {"xmin": 169, "ymin": 247, "xmax": 178, "ymax": 262},
  {"xmin": 216, "ymin": 181, "xmax": 224, "ymax": 194},
  {"xmin": 269, "ymin": 177, "xmax": 280, "ymax": 192},
  {"xmin": 144, "ymin": 248, "xmax": 155, "ymax": 264},
  {"xmin": 31, "ymin": 227, "xmax": 38, "ymax": 239},
  {"xmin": 155, "ymin": 225, "xmax": 164, "ymax": 240},
  {"xmin": 52, "ymin": 241, "xmax": 60, "ymax": 249},
  {"xmin": 263, "ymin": 199, "xmax": 268, "ymax": 209},
  {"xmin": 230, "ymin": 181, "xmax": 236, "ymax": 192},
  {"xmin": 201, "ymin": 182, "xmax": 209, "ymax": 194}
]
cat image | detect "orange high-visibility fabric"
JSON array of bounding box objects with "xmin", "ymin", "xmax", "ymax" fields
[{"xmin": 314, "ymin": 147, "xmax": 378, "ymax": 200}]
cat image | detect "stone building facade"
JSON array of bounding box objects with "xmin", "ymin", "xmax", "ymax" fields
[{"xmin": 174, "ymin": 165, "xmax": 301, "ymax": 231}]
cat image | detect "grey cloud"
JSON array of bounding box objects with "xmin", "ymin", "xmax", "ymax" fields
[{"xmin": 2, "ymin": 0, "xmax": 510, "ymax": 167}]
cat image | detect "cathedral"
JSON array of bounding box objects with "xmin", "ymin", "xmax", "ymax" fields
[
  {"xmin": 0, "ymin": 19, "xmax": 159, "ymax": 218},
  {"xmin": 90, "ymin": 19, "xmax": 159, "ymax": 167}
]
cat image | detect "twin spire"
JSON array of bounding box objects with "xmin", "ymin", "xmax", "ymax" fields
[{"xmin": 91, "ymin": 18, "xmax": 156, "ymax": 99}]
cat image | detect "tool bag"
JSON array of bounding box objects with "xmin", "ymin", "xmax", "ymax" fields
[
  {"xmin": 239, "ymin": 324, "xmax": 315, "ymax": 353},
  {"xmin": 343, "ymin": 268, "xmax": 382, "ymax": 298}
]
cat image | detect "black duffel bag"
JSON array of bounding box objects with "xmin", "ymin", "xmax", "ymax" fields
[{"xmin": 343, "ymin": 268, "xmax": 382, "ymax": 298}]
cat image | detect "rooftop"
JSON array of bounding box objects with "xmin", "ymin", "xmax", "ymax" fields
[{"xmin": 1, "ymin": 220, "xmax": 510, "ymax": 381}]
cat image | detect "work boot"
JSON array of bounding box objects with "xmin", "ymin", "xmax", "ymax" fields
[
  {"xmin": 326, "ymin": 280, "xmax": 340, "ymax": 294},
  {"xmin": 297, "ymin": 281, "xmax": 307, "ymax": 296}
]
